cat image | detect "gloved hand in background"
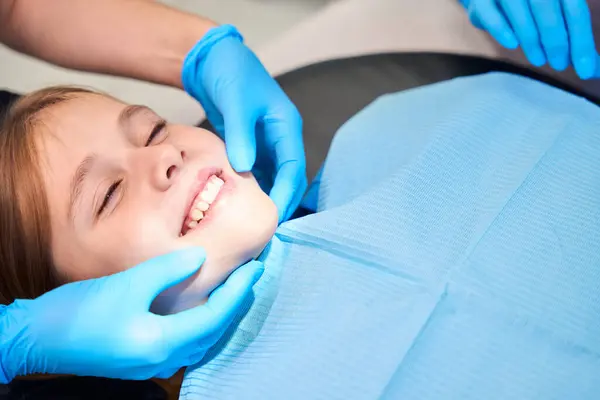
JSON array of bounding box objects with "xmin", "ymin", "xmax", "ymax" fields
[
  {"xmin": 0, "ymin": 248, "xmax": 264, "ymax": 383},
  {"xmin": 182, "ymin": 24, "xmax": 307, "ymax": 223},
  {"xmin": 460, "ymin": 0, "xmax": 598, "ymax": 79}
]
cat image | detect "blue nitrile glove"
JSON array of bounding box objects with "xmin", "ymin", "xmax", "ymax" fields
[
  {"xmin": 0, "ymin": 248, "xmax": 264, "ymax": 383},
  {"xmin": 182, "ymin": 24, "xmax": 307, "ymax": 222},
  {"xmin": 460, "ymin": 0, "xmax": 598, "ymax": 79}
]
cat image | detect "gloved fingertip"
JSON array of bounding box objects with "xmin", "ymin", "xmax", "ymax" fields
[
  {"xmin": 231, "ymin": 159, "xmax": 253, "ymax": 173},
  {"xmin": 277, "ymin": 207, "xmax": 287, "ymax": 224},
  {"xmin": 576, "ymin": 56, "xmax": 596, "ymax": 80},
  {"xmin": 548, "ymin": 54, "xmax": 569, "ymax": 72},
  {"xmin": 528, "ymin": 50, "xmax": 547, "ymax": 68},
  {"xmin": 137, "ymin": 246, "xmax": 206, "ymax": 286},
  {"xmin": 225, "ymin": 260, "xmax": 264, "ymax": 293},
  {"xmin": 155, "ymin": 368, "xmax": 180, "ymax": 380},
  {"xmin": 248, "ymin": 261, "xmax": 265, "ymax": 284},
  {"xmin": 285, "ymin": 208, "xmax": 298, "ymax": 223},
  {"xmin": 228, "ymin": 149, "xmax": 255, "ymax": 173},
  {"xmin": 271, "ymin": 193, "xmax": 289, "ymax": 223},
  {"xmin": 501, "ymin": 32, "xmax": 519, "ymax": 50},
  {"xmin": 180, "ymin": 246, "xmax": 207, "ymax": 264},
  {"xmin": 164, "ymin": 247, "xmax": 206, "ymax": 278}
]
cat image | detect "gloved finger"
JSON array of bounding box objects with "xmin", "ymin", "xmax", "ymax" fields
[
  {"xmin": 263, "ymin": 111, "xmax": 306, "ymax": 222},
  {"xmin": 562, "ymin": 0, "xmax": 597, "ymax": 79},
  {"xmin": 222, "ymin": 102, "xmax": 258, "ymax": 173},
  {"xmin": 162, "ymin": 260, "xmax": 264, "ymax": 347},
  {"xmin": 155, "ymin": 367, "xmax": 182, "ymax": 379},
  {"xmin": 284, "ymin": 174, "xmax": 309, "ymax": 221},
  {"xmin": 205, "ymin": 109, "xmax": 226, "ymax": 138},
  {"xmin": 276, "ymin": 161, "xmax": 308, "ymax": 222},
  {"xmin": 468, "ymin": 9, "xmax": 485, "ymax": 30},
  {"xmin": 471, "ymin": 0, "xmax": 519, "ymax": 49},
  {"xmin": 286, "ymin": 186, "xmax": 308, "ymax": 221},
  {"xmin": 185, "ymin": 351, "xmax": 208, "ymax": 367},
  {"xmin": 126, "ymin": 247, "xmax": 206, "ymax": 309},
  {"xmin": 270, "ymin": 159, "xmax": 307, "ymax": 223},
  {"xmin": 501, "ymin": 0, "xmax": 547, "ymax": 66},
  {"xmin": 530, "ymin": 0, "xmax": 569, "ymax": 71}
]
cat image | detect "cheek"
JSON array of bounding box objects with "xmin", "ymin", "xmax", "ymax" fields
[
  {"xmin": 230, "ymin": 174, "xmax": 278, "ymax": 241},
  {"xmin": 55, "ymin": 210, "xmax": 185, "ymax": 281},
  {"xmin": 103, "ymin": 210, "xmax": 190, "ymax": 271}
]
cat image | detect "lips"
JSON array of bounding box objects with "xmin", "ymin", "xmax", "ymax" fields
[{"xmin": 180, "ymin": 167, "xmax": 223, "ymax": 236}]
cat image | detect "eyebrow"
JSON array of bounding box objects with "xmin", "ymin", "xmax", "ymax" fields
[
  {"xmin": 68, "ymin": 154, "xmax": 97, "ymax": 222},
  {"xmin": 67, "ymin": 105, "xmax": 154, "ymax": 221},
  {"xmin": 118, "ymin": 104, "xmax": 152, "ymax": 130}
]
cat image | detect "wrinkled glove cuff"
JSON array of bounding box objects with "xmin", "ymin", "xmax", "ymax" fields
[
  {"xmin": 0, "ymin": 305, "xmax": 8, "ymax": 384},
  {"xmin": 181, "ymin": 24, "xmax": 244, "ymax": 105},
  {"xmin": 0, "ymin": 301, "xmax": 31, "ymax": 383},
  {"xmin": 0, "ymin": 362, "xmax": 8, "ymax": 384}
]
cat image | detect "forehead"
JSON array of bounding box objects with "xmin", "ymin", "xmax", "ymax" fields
[
  {"xmin": 35, "ymin": 95, "xmax": 121, "ymax": 168},
  {"xmin": 45, "ymin": 94, "xmax": 126, "ymax": 140}
]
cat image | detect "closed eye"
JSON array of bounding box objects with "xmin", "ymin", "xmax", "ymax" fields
[
  {"xmin": 97, "ymin": 179, "xmax": 122, "ymax": 216},
  {"xmin": 145, "ymin": 120, "xmax": 167, "ymax": 146}
]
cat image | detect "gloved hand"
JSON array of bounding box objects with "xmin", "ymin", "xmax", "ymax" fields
[
  {"xmin": 0, "ymin": 248, "xmax": 264, "ymax": 383},
  {"xmin": 460, "ymin": 0, "xmax": 598, "ymax": 79},
  {"xmin": 182, "ymin": 24, "xmax": 307, "ymax": 222}
]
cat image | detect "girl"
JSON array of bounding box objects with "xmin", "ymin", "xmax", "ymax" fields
[{"xmin": 2, "ymin": 73, "xmax": 599, "ymax": 399}]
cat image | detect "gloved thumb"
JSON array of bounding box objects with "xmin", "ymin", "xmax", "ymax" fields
[
  {"xmin": 161, "ymin": 260, "xmax": 264, "ymax": 348},
  {"xmin": 126, "ymin": 247, "xmax": 207, "ymax": 308},
  {"xmin": 223, "ymin": 106, "xmax": 258, "ymax": 172}
]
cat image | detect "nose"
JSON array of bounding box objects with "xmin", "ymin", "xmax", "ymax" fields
[{"xmin": 135, "ymin": 144, "xmax": 185, "ymax": 191}]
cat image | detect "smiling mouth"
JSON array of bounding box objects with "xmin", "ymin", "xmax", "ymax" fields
[{"xmin": 180, "ymin": 171, "xmax": 226, "ymax": 236}]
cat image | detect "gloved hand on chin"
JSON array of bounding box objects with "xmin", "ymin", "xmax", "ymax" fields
[
  {"xmin": 0, "ymin": 248, "xmax": 264, "ymax": 383},
  {"xmin": 460, "ymin": 0, "xmax": 598, "ymax": 80},
  {"xmin": 182, "ymin": 24, "xmax": 307, "ymax": 223}
]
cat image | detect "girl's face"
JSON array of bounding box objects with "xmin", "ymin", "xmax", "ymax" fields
[{"xmin": 37, "ymin": 93, "xmax": 278, "ymax": 313}]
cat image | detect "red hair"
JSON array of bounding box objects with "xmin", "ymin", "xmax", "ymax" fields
[{"xmin": 0, "ymin": 86, "xmax": 96, "ymax": 304}]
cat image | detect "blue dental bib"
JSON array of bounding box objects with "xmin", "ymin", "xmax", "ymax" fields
[{"xmin": 181, "ymin": 73, "xmax": 600, "ymax": 400}]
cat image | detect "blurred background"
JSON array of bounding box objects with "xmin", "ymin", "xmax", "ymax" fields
[{"xmin": 2, "ymin": 0, "xmax": 600, "ymax": 126}]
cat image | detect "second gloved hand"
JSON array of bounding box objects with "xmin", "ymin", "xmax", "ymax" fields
[
  {"xmin": 0, "ymin": 248, "xmax": 264, "ymax": 382},
  {"xmin": 461, "ymin": 0, "xmax": 598, "ymax": 79},
  {"xmin": 182, "ymin": 25, "xmax": 307, "ymax": 223}
]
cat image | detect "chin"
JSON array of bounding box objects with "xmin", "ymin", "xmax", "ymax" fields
[{"xmin": 153, "ymin": 196, "xmax": 278, "ymax": 315}]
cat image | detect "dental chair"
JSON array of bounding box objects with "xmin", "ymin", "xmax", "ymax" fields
[
  {"xmin": 211, "ymin": 52, "xmax": 599, "ymax": 181},
  {"xmin": 1, "ymin": 52, "xmax": 596, "ymax": 400}
]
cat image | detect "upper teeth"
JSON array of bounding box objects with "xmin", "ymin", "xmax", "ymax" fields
[{"xmin": 187, "ymin": 175, "xmax": 224, "ymax": 228}]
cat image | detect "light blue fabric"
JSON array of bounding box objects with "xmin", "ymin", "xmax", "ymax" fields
[{"xmin": 180, "ymin": 72, "xmax": 600, "ymax": 400}]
